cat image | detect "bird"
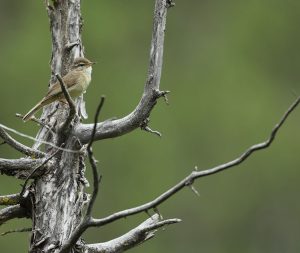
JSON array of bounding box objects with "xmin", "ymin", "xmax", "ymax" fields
[{"xmin": 22, "ymin": 57, "xmax": 95, "ymax": 121}]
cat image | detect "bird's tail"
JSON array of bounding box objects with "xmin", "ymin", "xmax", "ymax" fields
[{"xmin": 22, "ymin": 101, "xmax": 43, "ymax": 122}]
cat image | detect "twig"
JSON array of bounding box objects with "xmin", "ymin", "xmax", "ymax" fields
[
  {"xmin": 140, "ymin": 118, "xmax": 162, "ymax": 137},
  {"xmin": 153, "ymin": 207, "xmax": 163, "ymax": 219},
  {"xmin": 44, "ymin": 0, "xmax": 53, "ymax": 12},
  {"xmin": 65, "ymin": 41, "xmax": 80, "ymax": 51},
  {"xmin": 86, "ymin": 96, "xmax": 105, "ymax": 216},
  {"xmin": 0, "ymin": 227, "xmax": 31, "ymax": 236},
  {"xmin": 55, "ymin": 73, "xmax": 76, "ymax": 132},
  {"xmin": 0, "ymin": 125, "xmax": 45, "ymax": 158},
  {"xmin": 58, "ymin": 96, "xmax": 105, "ymax": 253},
  {"xmin": 0, "ymin": 123, "xmax": 78, "ymax": 153},
  {"xmin": 166, "ymin": 0, "xmax": 176, "ymax": 8},
  {"xmin": 0, "ymin": 194, "xmax": 20, "ymax": 206},
  {"xmin": 88, "ymin": 96, "xmax": 300, "ymax": 227},
  {"xmin": 16, "ymin": 113, "xmax": 56, "ymax": 136},
  {"xmin": 83, "ymin": 214, "xmax": 180, "ymax": 253},
  {"xmin": 189, "ymin": 185, "xmax": 200, "ymax": 197},
  {"xmin": 55, "ymin": 74, "xmax": 76, "ymax": 114}
]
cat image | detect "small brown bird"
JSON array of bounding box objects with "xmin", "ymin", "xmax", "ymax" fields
[{"xmin": 23, "ymin": 57, "xmax": 95, "ymax": 121}]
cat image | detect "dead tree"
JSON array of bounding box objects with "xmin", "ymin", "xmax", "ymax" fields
[{"xmin": 0, "ymin": 1, "xmax": 299, "ymax": 252}]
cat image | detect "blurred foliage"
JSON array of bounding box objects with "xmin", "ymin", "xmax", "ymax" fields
[{"xmin": 1, "ymin": 0, "xmax": 300, "ymax": 252}]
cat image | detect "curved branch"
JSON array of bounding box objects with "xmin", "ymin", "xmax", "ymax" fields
[
  {"xmin": 0, "ymin": 205, "xmax": 29, "ymax": 225},
  {"xmin": 0, "ymin": 158, "xmax": 47, "ymax": 178},
  {"xmin": 0, "ymin": 227, "xmax": 31, "ymax": 236},
  {"xmin": 83, "ymin": 214, "xmax": 180, "ymax": 253},
  {"xmin": 88, "ymin": 96, "xmax": 300, "ymax": 227},
  {"xmin": 73, "ymin": 0, "xmax": 170, "ymax": 144},
  {"xmin": 0, "ymin": 127, "xmax": 45, "ymax": 158}
]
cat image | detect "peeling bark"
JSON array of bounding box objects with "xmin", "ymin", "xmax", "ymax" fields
[{"xmin": 30, "ymin": 1, "xmax": 87, "ymax": 252}]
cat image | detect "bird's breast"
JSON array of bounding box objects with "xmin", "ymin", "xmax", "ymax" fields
[{"xmin": 82, "ymin": 67, "xmax": 92, "ymax": 90}]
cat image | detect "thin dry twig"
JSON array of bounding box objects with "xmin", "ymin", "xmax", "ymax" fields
[
  {"xmin": 0, "ymin": 227, "xmax": 31, "ymax": 236},
  {"xmin": 0, "ymin": 123, "xmax": 78, "ymax": 153},
  {"xmin": 55, "ymin": 73, "xmax": 77, "ymax": 132},
  {"xmin": 88, "ymin": 96, "xmax": 300, "ymax": 227},
  {"xmin": 65, "ymin": 40, "xmax": 80, "ymax": 51},
  {"xmin": 16, "ymin": 113, "xmax": 56, "ymax": 136},
  {"xmin": 0, "ymin": 125, "xmax": 45, "ymax": 158},
  {"xmin": 86, "ymin": 96, "xmax": 105, "ymax": 216},
  {"xmin": 140, "ymin": 118, "xmax": 162, "ymax": 137}
]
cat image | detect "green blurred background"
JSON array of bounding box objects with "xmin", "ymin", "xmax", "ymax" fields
[{"xmin": 1, "ymin": 0, "xmax": 300, "ymax": 252}]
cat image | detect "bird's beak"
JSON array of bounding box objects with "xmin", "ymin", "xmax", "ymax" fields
[{"xmin": 90, "ymin": 61, "xmax": 97, "ymax": 65}]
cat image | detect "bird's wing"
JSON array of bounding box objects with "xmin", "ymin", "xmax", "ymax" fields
[{"xmin": 45, "ymin": 71, "xmax": 80, "ymax": 98}]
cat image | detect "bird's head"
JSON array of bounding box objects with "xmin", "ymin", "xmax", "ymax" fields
[{"xmin": 72, "ymin": 57, "xmax": 96, "ymax": 71}]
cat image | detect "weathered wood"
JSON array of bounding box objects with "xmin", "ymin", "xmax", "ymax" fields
[{"xmin": 30, "ymin": 1, "xmax": 87, "ymax": 252}]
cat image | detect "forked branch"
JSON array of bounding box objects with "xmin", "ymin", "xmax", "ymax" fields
[
  {"xmin": 87, "ymin": 95, "xmax": 300, "ymax": 227},
  {"xmin": 61, "ymin": 61, "xmax": 300, "ymax": 253},
  {"xmin": 83, "ymin": 214, "xmax": 181, "ymax": 253},
  {"xmin": 73, "ymin": 0, "xmax": 171, "ymax": 143}
]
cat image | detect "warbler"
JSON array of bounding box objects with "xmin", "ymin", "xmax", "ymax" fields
[{"xmin": 23, "ymin": 57, "xmax": 95, "ymax": 121}]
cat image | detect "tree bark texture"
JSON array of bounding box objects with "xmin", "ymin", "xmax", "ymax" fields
[
  {"xmin": 28, "ymin": 0, "xmax": 172, "ymax": 252},
  {"xmin": 1, "ymin": 1, "xmax": 299, "ymax": 252},
  {"xmin": 30, "ymin": 1, "xmax": 87, "ymax": 252}
]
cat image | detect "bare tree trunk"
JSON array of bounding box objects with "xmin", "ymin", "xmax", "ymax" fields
[
  {"xmin": 1, "ymin": 1, "xmax": 299, "ymax": 252},
  {"xmin": 30, "ymin": 1, "xmax": 86, "ymax": 252}
]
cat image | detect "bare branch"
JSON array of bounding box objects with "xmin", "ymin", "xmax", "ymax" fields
[
  {"xmin": 0, "ymin": 194, "xmax": 20, "ymax": 206},
  {"xmin": 0, "ymin": 123, "xmax": 79, "ymax": 153},
  {"xmin": 86, "ymin": 96, "xmax": 105, "ymax": 216},
  {"xmin": 73, "ymin": 0, "xmax": 170, "ymax": 143},
  {"xmin": 0, "ymin": 205, "xmax": 29, "ymax": 225},
  {"xmin": 58, "ymin": 97, "xmax": 105, "ymax": 253},
  {"xmin": 0, "ymin": 158, "xmax": 47, "ymax": 178},
  {"xmin": 141, "ymin": 118, "xmax": 162, "ymax": 137},
  {"xmin": 16, "ymin": 113, "xmax": 56, "ymax": 136},
  {"xmin": 88, "ymin": 96, "xmax": 300, "ymax": 227},
  {"xmin": 0, "ymin": 227, "xmax": 31, "ymax": 236},
  {"xmin": 83, "ymin": 214, "xmax": 181, "ymax": 253},
  {"xmin": 65, "ymin": 40, "xmax": 80, "ymax": 51},
  {"xmin": 55, "ymin": 73, "xmax": 77, "ymax": 132},
  {"xmin": 0, "ymin": 126, "xmax": 45, "ymax": 158}
]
